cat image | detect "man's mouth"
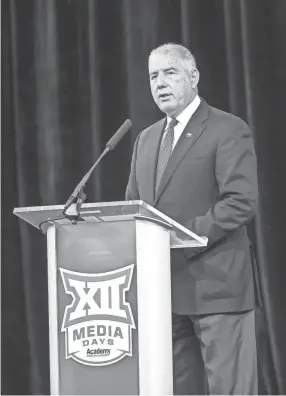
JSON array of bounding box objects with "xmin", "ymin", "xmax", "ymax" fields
[{"xmin": 158, "ymin": 93, "xmax": 172, "ymax": 100}]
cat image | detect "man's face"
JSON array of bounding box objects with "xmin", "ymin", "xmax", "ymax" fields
[{"xmin": 149, "ymin": 52, "xmax": 198, "ymax": 117}]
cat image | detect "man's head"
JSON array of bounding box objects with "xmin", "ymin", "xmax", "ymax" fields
[{"xmin": 148, "ymin": 43, "xmax": 199, "ymax": 117}]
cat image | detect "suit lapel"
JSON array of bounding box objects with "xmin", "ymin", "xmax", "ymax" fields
[
  {"xmin": 144, "ymin": 118, "xmax": 166, "ymax": 203},
  {"xmin": 154, "ymin": 99, "xmax": 210, "ymax": 205}
]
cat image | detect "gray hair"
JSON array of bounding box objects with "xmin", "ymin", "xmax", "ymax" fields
[{"xmin": 149, "ymin": 43, "xmax": 197, "ymax": 75}]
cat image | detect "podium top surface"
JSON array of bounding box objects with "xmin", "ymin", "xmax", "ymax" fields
[{"xmin": 13, "ymin": 200, "xmax": 207, "ymax": 248}]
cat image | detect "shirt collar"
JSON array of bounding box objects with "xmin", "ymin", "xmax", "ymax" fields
[{"xmin": 166, "ymin": 95, "xmax": 201, "ymax": 128}]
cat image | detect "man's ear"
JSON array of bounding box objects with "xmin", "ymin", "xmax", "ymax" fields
[{"xmin": 191, "ymin": 69, "xmax": 200, "ymax": 88}]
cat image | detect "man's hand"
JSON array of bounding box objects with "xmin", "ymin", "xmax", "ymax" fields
[{"xmin": 170, "ymin": 231, "xmax": 185, "ymax": 246}]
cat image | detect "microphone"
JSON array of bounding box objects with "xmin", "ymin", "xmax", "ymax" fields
[
  {"xmin": 106, "ymin": 119, "xmax": 132, "ymax": 150},
  {"xmin": 63, "ymin": 119, "xmax": 132, "ymax": 217}
]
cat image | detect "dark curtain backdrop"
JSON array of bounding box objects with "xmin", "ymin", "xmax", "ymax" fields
[{"xmin": 2, "ymin": 0, "xmax": 286, "ymax": 394}]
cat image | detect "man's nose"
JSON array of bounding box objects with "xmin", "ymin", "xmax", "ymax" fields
[{"xmin": 156, "ymin": 72, "xmax": 167, "ymax": 87}]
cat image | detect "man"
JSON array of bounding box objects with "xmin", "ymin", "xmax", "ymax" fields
[{"xmin": 126, "ymin": 43, "xmax": 259, "ymax": 395}]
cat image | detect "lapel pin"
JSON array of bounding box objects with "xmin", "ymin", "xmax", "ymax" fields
[{"xmin": 186, "ymin": 133, "xmax": 192, "ymax": 138}]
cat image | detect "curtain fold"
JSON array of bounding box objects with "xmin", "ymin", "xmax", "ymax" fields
[
  {"xmin": 34, "ymin": 0, "xmax": 62, "ymax": 204},
  {"xmin": 2, "ymin": 0, "xmax": 286, "ymax": 394}
]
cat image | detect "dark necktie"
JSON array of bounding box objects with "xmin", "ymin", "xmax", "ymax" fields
[{"xmin": 155, "ymin": 118, "xmax": 178, "ymax": 193}]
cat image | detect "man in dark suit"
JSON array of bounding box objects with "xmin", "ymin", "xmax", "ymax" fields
[{"xmin": 126, "ymin": 43, "xmax": 259, "ymax": 395}]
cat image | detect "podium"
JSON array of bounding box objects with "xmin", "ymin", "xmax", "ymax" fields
[{"xmin": 14, "ymin": 200, "xmax": 207, "ymax": 395}]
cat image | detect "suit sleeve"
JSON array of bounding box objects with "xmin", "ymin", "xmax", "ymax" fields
[
  {"xmin": 186, "ymin": 121, "xmax": 258, "ymax": 258},
  {"xmin": 125, "ymin": 134, "xmax": 140, "ymax": 201}
]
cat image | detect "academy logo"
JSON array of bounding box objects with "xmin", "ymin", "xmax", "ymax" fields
[{"xmin": 59, "ymin": 265, "xmax": 135, "ymax": 366}]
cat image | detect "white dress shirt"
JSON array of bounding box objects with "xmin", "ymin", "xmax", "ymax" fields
[{"xmin": 164, "ymin": 95, "xmax": 201, "ymax": 151}]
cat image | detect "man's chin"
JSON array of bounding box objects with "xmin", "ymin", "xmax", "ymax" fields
[{"xmin": 158, "ymin": 102, "xmax": 176, "ymax": 116}]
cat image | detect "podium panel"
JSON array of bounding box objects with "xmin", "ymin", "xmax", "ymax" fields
[{"xmin": 51, "ymin": 220, "xmax": 139, "ymax": 394}]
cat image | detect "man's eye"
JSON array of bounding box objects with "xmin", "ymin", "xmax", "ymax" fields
[
  {"xmin": 150, "ymin": 75, "xmax": 157, "ymax": 80},
  {"xmin": 166, "ymin": 70, "xmax": 175, "ymax": 75}
]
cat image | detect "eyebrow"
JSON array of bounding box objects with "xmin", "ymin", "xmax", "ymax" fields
[{"xmin": 149, "ymin": 67, "xmax": 178, "ymax": 76}]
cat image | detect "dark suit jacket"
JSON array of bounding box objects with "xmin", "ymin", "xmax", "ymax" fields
[{"xmin": 126, "ymin": 99, "xmax": 259, "ymax": 314}]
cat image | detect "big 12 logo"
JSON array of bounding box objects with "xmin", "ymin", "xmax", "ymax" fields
[{"xmin": 59, "ymin": 264, "xmax": 135, "ymax": 366}]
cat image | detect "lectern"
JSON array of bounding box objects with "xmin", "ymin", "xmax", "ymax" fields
[{"xmin": 14, "ymin": 200, "xmax": 207, "ymax": 395}]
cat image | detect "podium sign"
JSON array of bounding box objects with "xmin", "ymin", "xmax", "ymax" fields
[
  {"xmin": 14, "ymin": 201, "xmax": 207, "ymax": 395},
  {"xmin": 54, "ymin": 220, "xmax": 138, "ymax": 394}
]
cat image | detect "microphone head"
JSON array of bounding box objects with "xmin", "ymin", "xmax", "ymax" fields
[{"xmin": 106, "ymin": 119, "xmax": 132, "ymax": 150}]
